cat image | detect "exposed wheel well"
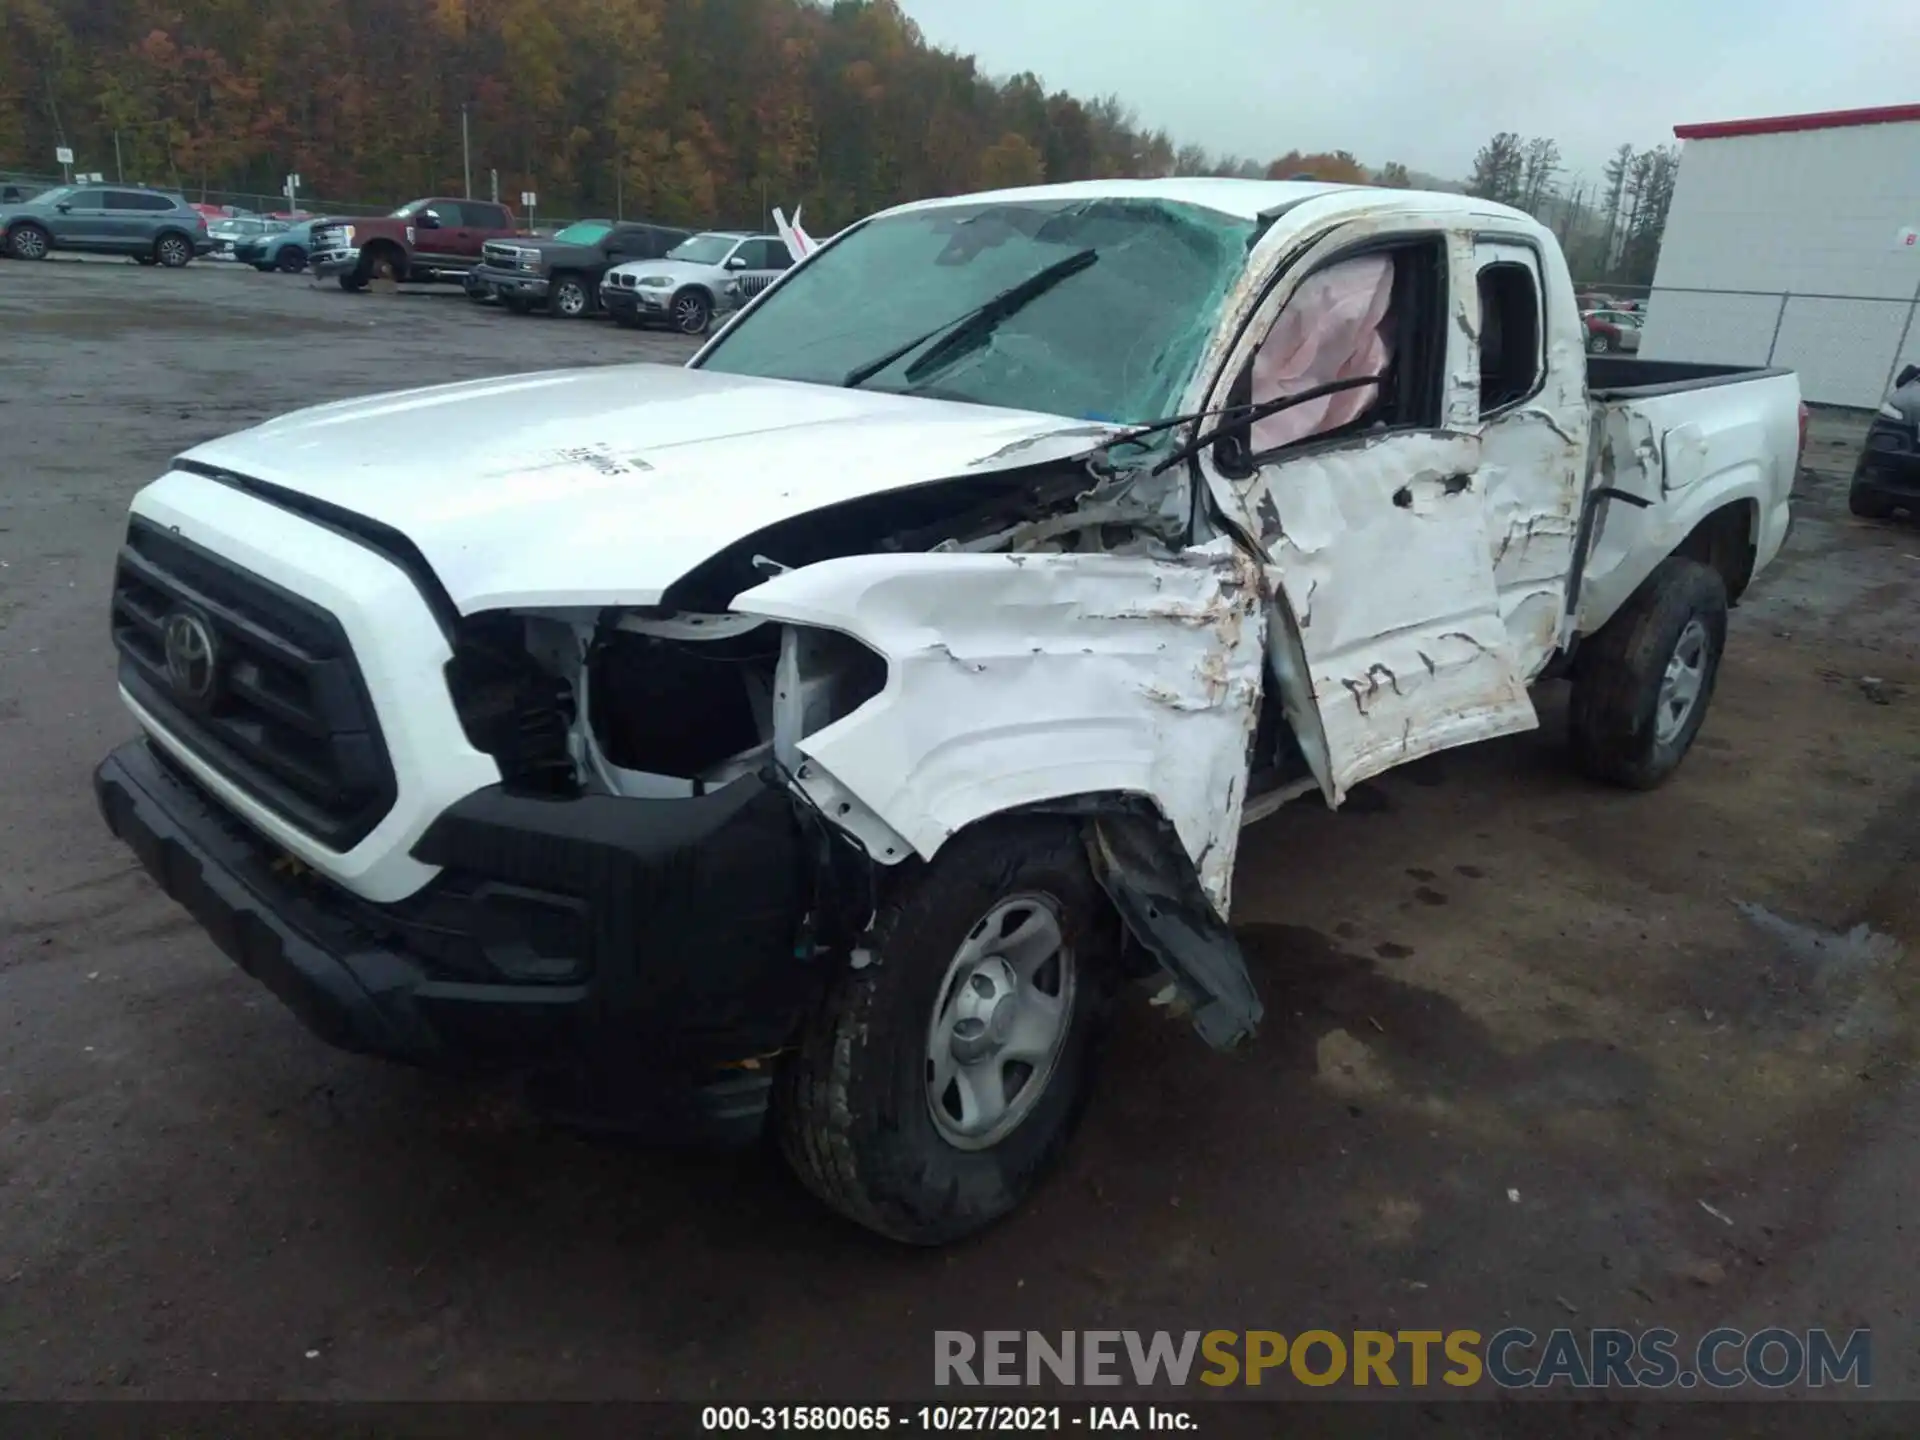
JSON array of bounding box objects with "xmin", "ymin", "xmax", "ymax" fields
[{"xmin": 1673, "ymin": 500, "xmax": 1757, "ymax": 604}]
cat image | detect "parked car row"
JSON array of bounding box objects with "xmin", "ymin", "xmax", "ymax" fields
[{"xmin": 0, "ymin": 181, "xmax": 795, "ymax": 337}]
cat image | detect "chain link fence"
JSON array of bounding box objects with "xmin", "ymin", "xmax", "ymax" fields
[{"xmin": 1632, "ymin": 284, "xmax": 1920, "ymax": 409}]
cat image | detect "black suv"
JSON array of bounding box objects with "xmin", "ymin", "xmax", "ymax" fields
[
  {"xmin": 1852, "ymin": 364, "xmax": 1920, "ymax": 520},
  {"xmin": 466, "ymin": 219, "xmax": 690, "ymax": 316},
  {"xmin": 0, "ymin": 184, "xmax": 211, "ymax": 266}
]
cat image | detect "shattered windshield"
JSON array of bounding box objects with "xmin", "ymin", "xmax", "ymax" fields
[
  {"xmin": 696, "ymin": 198, "xmax": 1254, "ymax": 423},
  {"xmin": 667, "ymin": 234, "xmax": 740, "ymax": 265}
]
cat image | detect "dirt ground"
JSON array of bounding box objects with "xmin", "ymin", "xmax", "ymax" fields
[{"xmin": 2, "ymin": 258, "xmax": 1919, "ymax": 1412}]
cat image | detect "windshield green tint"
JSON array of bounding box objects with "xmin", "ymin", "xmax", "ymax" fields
[
  {"xmin": 553, "ymin": 221, "xmax": 613, "ymax": 244},
  {"xmin": 696, "ymin": 199, "xmax": 1253, "ymax": 423}
]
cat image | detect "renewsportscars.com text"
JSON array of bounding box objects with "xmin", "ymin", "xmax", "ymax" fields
[{"xmin": 934, "ymin": 1328, "xmax": 1871, "ymax": 1391}]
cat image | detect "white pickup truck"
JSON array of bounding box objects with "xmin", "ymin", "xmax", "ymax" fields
[{"xmin": 95, "ymin": 179, "xmax": 1803, "ymax": 1244}]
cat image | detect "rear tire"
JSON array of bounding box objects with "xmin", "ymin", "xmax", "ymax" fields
[
  {"xmin": 1586, "ymin": 332, "xmax": 1609, "ymax": 355},
  {"xmin": 8, "ymin": 222, "xmax": 51, "ymax": 261},
  {"xmin": 1568, "ymin": 557, "xmax": 1728, "ymax": 790},
  {"xmin": 1849, "ymin": 480, "xmax": 1898, "ymax": 520},
  {"xmin": 775, "ymin": 818, "xmax": 1117, "ymax": 1245},
  {"xmin": 155, "ymin": 232, "xmax": 193, "ymax": 268}
]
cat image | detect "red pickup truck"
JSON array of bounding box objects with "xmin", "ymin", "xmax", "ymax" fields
[{"xmin": 309, "ymin": 197, "xmax": 525, "ymax": 290}]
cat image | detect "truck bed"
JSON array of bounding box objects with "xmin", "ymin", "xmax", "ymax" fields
[{"xmin": 1587, "ymin": 355, "xmax": 1792, "ymax": 401}]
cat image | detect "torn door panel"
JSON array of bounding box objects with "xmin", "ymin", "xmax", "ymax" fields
[
  {"xmin": 1257, "ymin": 432, "xmax": 1538, "ymax": 797},
  {"xmin": 729, "ymin": 541, "xmax": 1267, "ymax": 919}
]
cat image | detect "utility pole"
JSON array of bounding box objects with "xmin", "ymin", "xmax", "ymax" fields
[
  {"xmin": 615, "ymin": 162, "xmax": 622, "ymax": 221},
  {"xmin": 461, "ymin": 103, "xmax": 473, "ymax": 199},
  {"xmin": 114, "ymin": 129, "xmax": 124, "ymax": 182}
]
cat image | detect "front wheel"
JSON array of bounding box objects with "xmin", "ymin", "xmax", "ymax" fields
[
  {"xmin": 776, "ymin": 818, "xmax": 1117, "ymax": 1245},
  {"xmin": 276, "ymin": 247, "xmax": 306, "ymax": 274},
  {"xmin": 1568, "ymin": 557, "xmax": 1728, "ymax": 790},
  {"xmin": 671, "ymin": 287, "xmax": 711, "ymax": 335},
  {"xmin": 550, "ymin": 274, "xmax": 592, "ymax": 318}
]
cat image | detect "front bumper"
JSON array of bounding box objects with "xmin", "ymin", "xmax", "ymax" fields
[
  {"xmin": 94, "ymin": 737, "xmax": 820, "ymax": 1142},
  {"xmin": 469, "ymin": 263, "xmax": 549, "ymax": 302},
  {"xmin": 311, "ymin": 246, "xmax": 360, "ymax": 277},
  {"xmin": 602, "ymin": 285, "xmax": 669, "ymax": 321},
  {"xmin": 1853, "ymin": 432, "xmax": 1920, "ymax": 499}
]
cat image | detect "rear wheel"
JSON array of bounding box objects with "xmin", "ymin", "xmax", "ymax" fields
[
  {"xmin": 155, "ymin": 232, "xmax": 193, "ymax": 268},
  {"xmin": 1568, "ymin": 557, "xmax": 1728, "ymax": 790},
  {"xmin": 671, "ymin": 287, "xmax": 711, "ymax": 335},
  {"xmin": 8, "ymin": 222, "xmax": 51, "ymax": 261},
  {"xmin": 775, "ymin": 818, "xmax": 1117, "ymax": 1245},
  {"xmin": 1586, "ymin": 331, "xmax": 1609, "ymax": 355},
  {"xmin": 550, "ymin": 274, "xmax": 592, "ymax": 318}
]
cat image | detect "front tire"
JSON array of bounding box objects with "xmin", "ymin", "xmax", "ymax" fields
[
  {"xmin": 671, "ymin": 287, "xmax": 711, "ymax": 335},
  {"xmin": 550, "ymin": 274, "xmax": 592, "ymax": 318},
  {"xmin": 277, "ymin": 246, "xmax": 307, "ymax": 274},
  {"xmin": 8, "ymin": 222, "xmax": 51, "ymax": 261},
  {"xmin": 1568, "ymin": 557, "xmax": 1728, "ymax": 790},
  {"xmin": 776, "ymin": 818, "xmax": 1117, "ymax": 1245}
]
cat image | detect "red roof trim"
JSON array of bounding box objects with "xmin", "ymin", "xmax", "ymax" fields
[{"xmin": 1675, "ymin": 103, "xmax": 1920, "ymax": 140}]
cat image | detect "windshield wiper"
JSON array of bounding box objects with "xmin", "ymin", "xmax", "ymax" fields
[
  {"xmin": 1103, "ymin": 373, "xmax": 1387, "ymax": 476},
  {"xmin": 840, "ymin": 248, "xmax": 1100, "ymax": 391}
]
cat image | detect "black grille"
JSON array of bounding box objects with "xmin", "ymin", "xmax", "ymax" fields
[{"xmin": 111, "ymin": 517, "xmax": 396, "ymax": 849}]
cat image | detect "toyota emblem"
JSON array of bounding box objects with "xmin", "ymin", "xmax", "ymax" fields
[{"xmin": 162, "ymin": 611, "xmax": 219, "ymax": 703}]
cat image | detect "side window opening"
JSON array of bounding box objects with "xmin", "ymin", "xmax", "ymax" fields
[
  {"xmin": 1217, "ymin": 237, "xmax": 1446, "ymax": 476},
  {"xmin": 1478, "ymin": 261, "xmax": 1542, "ymax": 413}
]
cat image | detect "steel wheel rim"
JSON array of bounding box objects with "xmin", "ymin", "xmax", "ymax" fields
[
  {"xmin": 674, "ymin": 295, "xmax": 705, "ymax": 332},
  {"xmin": 17, "ymin": 228, "xmax": 46, "ymax": 258},
  {"xmin": 557, "ymin": 281, "xmax": 586, "ymax": 315},
  {"xmin": 1656, "ymin": 617, "xmax": 1709, "ymax": 745},
  {"xmin": 924, "ymin": 893, "xmax": 1075, "ymax": 1151}
]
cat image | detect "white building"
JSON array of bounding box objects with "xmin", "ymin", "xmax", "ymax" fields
[{"xmin": 1641, "ymin": 104, "xmax": 1920, "ymax": 407}]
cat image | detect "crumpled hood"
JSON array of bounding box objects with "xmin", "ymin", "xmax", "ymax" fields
[{"xmin": 171, "ymin": 364, "xmax": 1125, "ymax": 612}]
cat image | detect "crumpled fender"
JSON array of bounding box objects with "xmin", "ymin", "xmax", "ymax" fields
[{"xmin": 730, "ymin": 543, "xmax": 1270, "ymax": 1048}]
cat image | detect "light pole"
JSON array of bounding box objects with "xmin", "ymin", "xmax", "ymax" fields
[{"xmin": 461, "ymin": 103, "xmax": 473, "ymax": 199}]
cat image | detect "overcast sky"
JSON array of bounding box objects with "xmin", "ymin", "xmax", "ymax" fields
[{"xmin": 897, "ymin": 0, "xmax": 1920, "ymax": 183}]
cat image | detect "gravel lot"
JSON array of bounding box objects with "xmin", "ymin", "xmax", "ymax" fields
[{"xmin": 2, "ymin": 258, "xmax": 1918, "ymax": 1411}]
